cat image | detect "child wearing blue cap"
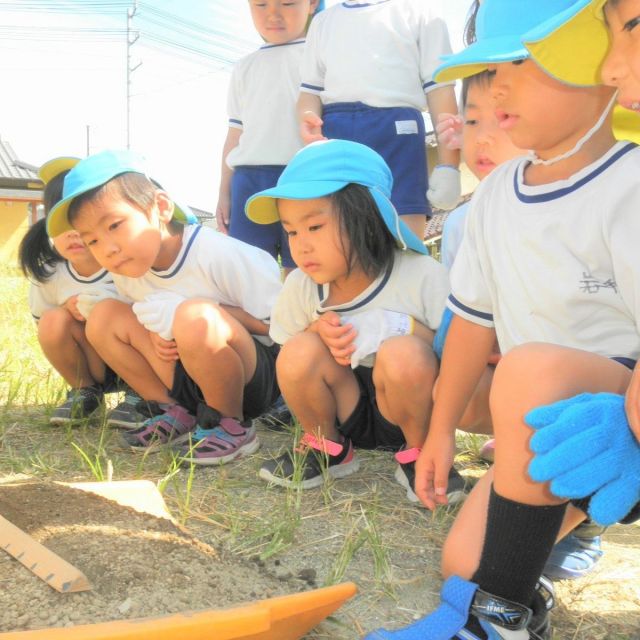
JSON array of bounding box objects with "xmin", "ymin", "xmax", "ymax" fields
[
  {"xmin": 47, "ymin": 149, "xmax": 283, "ymax": 465},
  {"xmin": 364, "ymin": 0, "xmax": 640, "ymax": 638},
  {"xmin": 297, "ymin": 0, "xmax": 461, "ymax": 240},
  {"xmin": 215, "ymin": 0, "xmax": 323, "ymax": 273},
  {"xmin": 245, "ymin": 139, "xmax": 464, "ymax": 502},
  {"xmin": 19, "ymin": 157, "xmax": 120, "ymax": 424}
]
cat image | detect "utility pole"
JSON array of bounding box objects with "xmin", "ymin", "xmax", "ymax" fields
[{"xmin": 126, "ymin": 1, "xmax": 142, "ymax": 149}]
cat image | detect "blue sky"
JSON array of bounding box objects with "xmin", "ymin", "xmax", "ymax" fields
[{"xmin": 0, "ymin": 0, "xmax": 470, "ymax": 211}]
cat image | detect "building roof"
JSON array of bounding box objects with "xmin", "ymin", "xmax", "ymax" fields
[{"xmin": 0, "ymin": 137, "xmax": 38, "ymax": 181}]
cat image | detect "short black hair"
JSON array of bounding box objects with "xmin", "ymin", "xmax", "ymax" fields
[
  {"xmin": 67, "ymin": 172, "xmax": 160, "ymax": 226},
  {"xmin": 461, "ymin": 70, "xmax": 494, "ymax": 110},
  {"xmin": 330, "ymin": 183, "xmax": 396, "ymax": 279}
]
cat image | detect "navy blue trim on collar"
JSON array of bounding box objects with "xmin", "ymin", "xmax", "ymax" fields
[
  {"xmin": 260, "ymin": 39, "xmax": 305, "ymax": 50},
  {"xmin": 343, "ymin": 0, "xmax": 391, "ymax": 7},
  {"xmin": 514, "ymin": 143, "xmax": 637, "ymax": 204},
  {"xmin": 151, "ymin": 225, "xmax": 202, "ymax": 279},
  {"xmin": 316, "ymin": 263, "xmax": 393, "ymax": 314},
  {"xmin": 448, "ymin": 294, "xmax": 493, "ymax": 322},
  {"xmin": 65, "ymin": 261, "xmax": 110, "ymax": 284}
]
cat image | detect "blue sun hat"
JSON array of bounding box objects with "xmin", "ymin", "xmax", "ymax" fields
[
  {"xmin": 245, "ymin": 139, "xmax": 427, "ymax": 255},
  {"xmin": 315, "ymin": 0, "xmax": 325, "ymax": 14},
  {"xmin": 434, "ymin": 0, "xmax": 590, "ymax": 83},
  {"xmin": 47, "ymin": 149, "xmax": 198, "ymax": 238},
  {"xmin": 522, "ymin": 0, "xmax": 608, "ymax": 87}
]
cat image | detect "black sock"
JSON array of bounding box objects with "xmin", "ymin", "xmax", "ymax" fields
[{"xmin": 472, "ymin": 485, "xmax": 567, "ymax": 607}]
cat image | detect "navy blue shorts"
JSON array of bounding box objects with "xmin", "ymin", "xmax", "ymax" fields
[
  {"xmin": 230, "ymin": 165, "xmax": 295, "ymax": 268},
  {"xmin": 322, "ymin": 102, "xmax": 430, "ymax": 217},
  {"xmin": 170, "ymin": 339, "xmax": 280, "ymax": 419},
  {"xmin": 337, "ymin": 365, "xmax": 405, "ymax": 451}
]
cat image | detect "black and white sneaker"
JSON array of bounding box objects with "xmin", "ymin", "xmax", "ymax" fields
[
  {"xmin": 259, "ymin": 433, "xmax": 359, "ymax": 489},
  {"xmin": 50, "ymin": 385, "xmax": 103, "ymax": 425},
  {"xmin": 106, "ymin": 392, "xmax": 163, "ymax": 430},
  {"xmin": 259, "ymin": 395, "xmax": 293, "ymax": 431},
  {"xmin": 394, "ymin": 446, "xmax": 468, "ymax": 506}
]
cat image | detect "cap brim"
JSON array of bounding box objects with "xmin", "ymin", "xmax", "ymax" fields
[
  {"xmin": 523, "ymin": 0, "xmax": 609, "ymax": 86},
  {"xmin": 246, "ymin": 179, "xmax": 349, "ymax": 224},
  {"xmin": 369, "ymin": 190, "xmax": 427, "ymax": 255},
  {"xmin": 38, "ymin": 157, "xmax": 80, "ymax": 185},
  {"xmin": 613, "ymin": 105, "xmax": 640, "ymax": 145},
  {"xmin": 47, "ymin": 174, "xmax": 198, "ymax": 238},
  {"xmin": 434, "ymin": 37, "xmax": 529, "ymax": 83}
]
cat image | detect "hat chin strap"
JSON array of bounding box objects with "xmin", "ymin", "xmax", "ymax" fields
[{"xmin": 527, "ymin": 91, "xmax": 618, "ymax": 167}]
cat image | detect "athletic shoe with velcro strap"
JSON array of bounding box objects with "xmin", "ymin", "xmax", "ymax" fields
[{"xmin": 259, "ymin": 432, "xmax": 359, "ymax": 489}]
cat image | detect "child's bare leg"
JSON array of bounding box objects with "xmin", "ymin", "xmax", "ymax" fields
[
  {"xmin": 86, "ymin": 299, "xmax": 174, "ymax": 403},
  {"xmin": 401, "ymin": 213, "xmax": 426, "ymax": 241},
  {"xmin": 276, "ymin": 331, "xmax": 360, "ymax": 440},
  {"xmin": 172, "ymin": 299, "xmax": 257, "ymax": 418},
  {"xmin": 373, "ymin": 335, "xmax": 437, "ymax": 447},
  {"xmin": 440, "ymin": 343, "xmax": 631, "ymax": 604},
  {"xmin": 38, "ymin": 307, "xmax": 104, "ymax": 388}
]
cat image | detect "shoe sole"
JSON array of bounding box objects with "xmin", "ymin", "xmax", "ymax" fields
[
  {"xmin": 259, "ymin": 456, "xmax": 360, "ymax": 489},
  {"xmin": 106, "ymin": 417, "xmax": 144, "ymax": 430},
  {"xmin": 49, "ymin": 410, "xmax": 101, "ymax": 426},
  {"xmin": 394, "ymin": 466, "xmax": 468, "ymax": 507},
  {"xmin": 125, "ymin": 431, "xmax": 193, "ymax": 454},
  {"xmin": 181, "ymin": 435, "xmax": 261, "ymax": 466}
]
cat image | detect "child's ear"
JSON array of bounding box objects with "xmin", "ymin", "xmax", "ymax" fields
[{"xmin": 155, "ymin": 191, "xmax": 175, "ymax": 224}]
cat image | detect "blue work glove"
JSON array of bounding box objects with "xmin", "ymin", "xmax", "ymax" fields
[
  {"xmin": 433, "ymin": 307, "xmax": 453, "ymax": 360},
  {"xmin": 526, "ymin": 392, "xmax": 640, "ymax": 526}
]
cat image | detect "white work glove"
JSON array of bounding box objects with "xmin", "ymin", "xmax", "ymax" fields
[
  {"xmin": 342, "ymin": 309, "xmax": 414, "ymax": 369},
  {"xmin": 76, "ymin": 289, "xmax": 127, "ymax": 320},
  {"xmin": 132, "ymin": 291, "xmax": 186, "ymax": 341},
  {"xmin": 427, "ymin": 165, "xmax": 461, "ymax": 211}
]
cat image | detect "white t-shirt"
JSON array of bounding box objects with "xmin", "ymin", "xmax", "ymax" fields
[
  {"xmin": 270, "ymin": 250, "xmax": 449, "ymax": 366},
  {"xmin": 28, "ymin": 261, "xmax": 116, "ymax": 321},
  {"xmin": 226, "ymin": 40, "xmax": 305, "ymax": 168},
  {"xmin": 449, "ymin": 142, "xmax": 640, "ymax": 359},
  {"xmin": 441, "ymin": 201, "xmax": 470, "ymax": 270},
  {"xmin": 113, "ymin": 225, "xmax": 282, "ymax": 345},
  {"xmin": 300, "ymin": 0, "xmax": 453, "ymax": 110}
]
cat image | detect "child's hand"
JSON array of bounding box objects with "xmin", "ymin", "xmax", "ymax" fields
[
  {"xmin": 133, "ymin": 292, "xmax": 186, "ymax": 341},
  {"xmin": 63, "ymin": 295, "xmax": 85, "ymax": 322},
  {"xmin": 414, "ymin": 430, "xmax": 456, "ymax": 510},
  {"xmin": 315, "ymin": 311, "xmax": 356, "ymax": 366},
  {"xmin": 149, "ymin": 332, "xmax": 179, "ymax": 362},
  {"xmin": 435, "ymin": 113, "xmax": 464, "ymax": 151},
  {"xmin": 215, "ymin": 195, "xmax": 230, "ymax": 235},
  {"xmin": 300, "ymin": 110, "xmax": 326, "ymax": 145},
  {"xmin": 625, "ymin": 363, "xmax": 640, "ymax": 443}
]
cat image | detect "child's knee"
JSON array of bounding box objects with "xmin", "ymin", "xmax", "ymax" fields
[
  {"xmin": 38, "ymin": 307, "xmax": 74, "ymax": 343},
  {"xmin": 85, "ymin": 299, "xmax": 132, "ymax": 344},
  {"xmin": 276, "ymin": 333, "xmax": 327, "ymax": 382},
  {"xmin": 376, "ymin": 337, "xmax": 437, "ymax": 387},
  {"xmin": 173, "ymin": 299, "xmax": 233, "ymax": 347}
]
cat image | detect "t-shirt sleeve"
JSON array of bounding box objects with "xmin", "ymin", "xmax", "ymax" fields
[
  {"xmin": 418, "ymin": 7, "xmax": 454, "ymax": 93},
  {"xmin": 441, "ymin": 203, "xmax": 469, "ymax": 270},
  {"xmin": 28, "ymin": 281, "xmax": 57, "ymax": 321},
  {"xmin": 447, "ymin": 194, "xmax": 495, "ymax": 328},
  {"xmin": 227, "ymin": 63, "xmax": 243, "ymax": 130},
  {"xmin": 269, "ymin": 269, "xmax": 316, "ymax": 344},
  {"xmin": 418, "ymin": 257, "xmax": 450, "ymax": 331},
  {"xmin": 299, "ymin": 17, "xmax": 325, "ymax": 95}
]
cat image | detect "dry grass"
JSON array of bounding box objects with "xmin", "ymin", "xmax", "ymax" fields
[{"xmin": 1, "ymin": 268, "xmax": 639, "ymax": 639}]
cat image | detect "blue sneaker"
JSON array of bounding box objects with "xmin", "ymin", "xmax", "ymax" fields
[
  {"xmin": 364, "ymin": 575, "xmax": 554, "ymax": 640},
  {"xmin": 543, "ymin": 532, "xmax": 603, "ymax": 580}
]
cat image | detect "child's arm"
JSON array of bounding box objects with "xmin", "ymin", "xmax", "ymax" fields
[
  {"xmin": 426, "ymin": 86, "xmax": 462, "ymax": 211},
  {"xmin": 215, "ymin": 127, "xmax": 242, "ymax": 235},
  {"xmin": 221, "ymin": 304, "xmax": 270, "ymax": 337},
  {"xmin": 415, "ymin": 314, "xmax": 495, "ymax": 509},
  {"xmin": 297, "ymin": 92, "xmax": 326, "ymax": 145},
  {"xmin": 625, "ymin": 363, "xmax": 640, "ymax": 442}
]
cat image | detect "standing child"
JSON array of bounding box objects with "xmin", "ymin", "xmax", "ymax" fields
[
  {"xmin": 19, "ymin": 157, "xmax": 117, "ymax": 424},
  {"xmin": 245, "ymin": 139, "xmax": 459, "ymax": 503},
  {"xmin": 47, "ymin": 149, "xmax": 283, "ymax": 465},
  {"xmin": 215, "ymin": 0, "xmax": 322, "ymax": 273},
  {"xmin": 366, "ymin": 0, "xmax": 640, "ymax": 638},
  {"xmin": 298, "ymin": 0, "xmax": 462, "ymax": 240}
]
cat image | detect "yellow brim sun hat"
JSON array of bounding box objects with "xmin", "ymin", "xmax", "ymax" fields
[
  {"xmin": 522, "ymin": 0, "xmax": 609, "ymax": 87},
  {"xmin": 613, "ymin": 105, "xmax": 640, "ymax": 144},
  {"xmin": 38, "ymin": 156, "xmax": 81, "ymax": 185}
]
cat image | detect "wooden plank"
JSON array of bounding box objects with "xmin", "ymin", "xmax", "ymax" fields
[{"xmin": 0, "ymin": 514, "xmax": 91, "ymax": 593}]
